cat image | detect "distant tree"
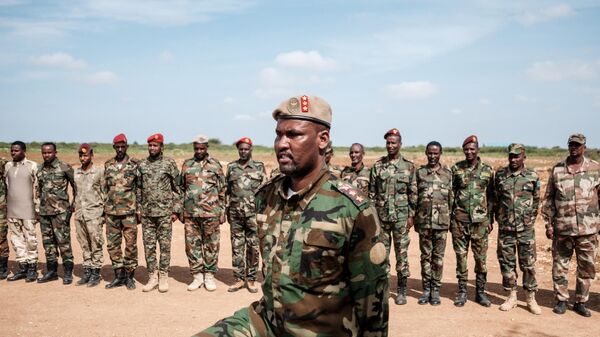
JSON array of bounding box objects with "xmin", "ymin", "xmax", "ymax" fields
[{"xmin": 208, "ymin": 138, "xmax": 221, "ymax": 145}]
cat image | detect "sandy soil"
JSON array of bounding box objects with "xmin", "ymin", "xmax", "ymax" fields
[{"xmin": 0, "ymin": 151, "xmax": 598, "ymax": 337}]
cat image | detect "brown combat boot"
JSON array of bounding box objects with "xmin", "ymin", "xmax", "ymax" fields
[
  {"xmin": 247, "ymin": 280, "xmax": 259, "ymax": 293},
  {"xmin": 526, "ymin": 291, "xmax": 542, "ymax": 315},
  {"xmin": 228, "ymin": 279, "xmax": 245, "ymax": 293},
  {"xmin": 499, "ymin": 289, "xmax": 518, "ymax": 311}
]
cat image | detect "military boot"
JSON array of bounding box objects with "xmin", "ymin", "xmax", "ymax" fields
[
  {"xmin": 187, "ymin": 273, "xmax": 204, "ymax": 291},
  {"xmin": 158, "ymin": 271, "xmax": 168, "ymax": 293},
  {"xmin": 526, "ymin": 291, "xmax": 542, "ymax": 315},
  {"xmin": 37, "ymin": 261, "xmax": 59, "ymax": 283},
  {"xmin": 228, "ymin": 279, "xmax": 245, "ymax": 293},
  {"xmin": 418, "ymin": 281, "xmax": 431, "ymax": 305},
  {"xmin": 430, "ymin": 287, "xmax": 441, "ymax": 306},
  {"xmin": 204, "ymin": 272, "xmax": 217, "ymax": 292},
  {"xmin": 125, "ymin": 269, "xmax": 136, "ymax": 290},
  {"xmin": 63, "ymin": 261, "xmax": 74, "ymax": 285},
  {"xmin": 0, "ymin": 256, "xmax": 8, "ymax": 280},
  {"xmin": 26, "ymin": 263, "xmax": 37, "ymax": 282},
  {"xmin": 454, "ymin": 282, "xmax": 467, "ymax": 307},
  {"xmin": 499, "ymin": 289, "xmax": 518, "ymax": 311},
  {"xmin": 553, "ymin": 300, "xmax": 567, "ymax": 314},
  {"xmin": 87, "ymin": 269, "xmax": 101, "ymax": 287},
  {"xmin": 247, "ymin": 280, "xmax": 259, "ymax": 294},
  {"xmin": 77, "ymin": 268, "xmax": 91, "ymax": 286},
  {"xmin": 105, "ymin": 268, "xmax": 125, "ymax": 289},
  {"xmin": 143, "ymin": 271, "xmax": 158, "ymax": 292},
  {"xmin": 394, "ymin": 277, "xmax": 407, "ymax": 305},
  {"xmin": 7, "ymin": 263, "xmax": 27, "ymax": 281},
  {"xmin": 573, "ymin": 302, "xmax": 591, "ymax": 317},
  {"xmin": 475, "ymin": 286, "xmax": 491, "ymax": 307}
]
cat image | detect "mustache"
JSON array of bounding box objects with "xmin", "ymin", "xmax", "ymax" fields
[{"xmin": 277, "ymin": 151, "xmax": 293, "ymax": 160}]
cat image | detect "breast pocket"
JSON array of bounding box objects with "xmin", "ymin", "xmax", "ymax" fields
[{"xmin": 297, "ymin": 228, "xmax": 345, "ymax": 288}]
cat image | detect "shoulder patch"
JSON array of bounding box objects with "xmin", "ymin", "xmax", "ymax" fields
[
  {"xmin": 257, "ymin": 174, "xmax": 283, "ymax": 193},
  {"xmin": 333, "ymin": 181, "xmax": 369, "ymax": 208}
]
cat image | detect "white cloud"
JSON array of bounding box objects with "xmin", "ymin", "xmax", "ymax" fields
[
  {"xmin": 1, "ymin": 19, "xmax": 71, "ymax": 39},
  {"xmin": 84, "ymin": 71, "xmax": 118, "ymax": 84},
  {"xmin": 233, "ymin": 114, "xmax": 254, "ymax": 121},
  {"xmin": 479, "ymin": 98, "xmax": 490, "ymax": 105},
  {"xmin": 526, "ymin": 60, "xmax": 600, "ymax": 82},
  {"xmin": 517, "ymin": 3, "xmax": 575, "ymax": 25},
  {"xmin": 384, "ymin": 81, "xmax": 438, "ymax": 100},
  {"xmin": 158, "ymin": 50, "xmax": 174, "ymax": 63},
  {"xmin": 275, "ymin": 51, "xmax": 339, "ymax": 71},
  {"xmin": 28, "ymin": 52, "xmax": 87, "ymax": 69}
]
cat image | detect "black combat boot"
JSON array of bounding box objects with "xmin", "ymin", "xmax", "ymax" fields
[
  {"xmin": 26, "ymin": 263, "xmax": 37, "ymax": 282},
  {"xmin": 573, "ymin": 302, "xmax": 591, "ymax": 317},
  {"xmin": 77, "ymin": 268, "xmax": 91, "ymax": 286},
  {"xmin": 418, "ymin": 281, "xmax": 431, "ymax": 305},
  {"xmin": 394, "ymin": 277, "xmax": 408, "ymax": 305},
  {"xmin": 63, "ymin": 261, "xmax": 74, "ymax": 285},
  {"xmin": 37, "ymin": 261, "xmax": 59, "ymax": 283},
  {"xmin": 87, "ymin": 268, "xmax": 101, "ymax": 287},
  {"xmin": 105, "ymin": 268, "xmax": 125, "ymax": 289},
  {"xmin": 0, "ymin": 256, "xmax": 8, "ymax": 280},
  {"xmin": 454, "ymin": 282, "xmax": 467, "ymax": 307},
  {"xmin": 7, "ymin": 263, "xmax": 28, "ymax": 281},
  {"xmin": 125, "ymin": 269, "xmax": 136, "ymax": 290},
  {"xmin": 475, "ymin": 277, "xmax": 491, "ymax": 307},
  {"xmin": 553, "ymin": 300, "xmax": 567, "ymax": 314},
  {"xmin": 430, "ymin": 287, "xmax": 441, "ymax": 306}
]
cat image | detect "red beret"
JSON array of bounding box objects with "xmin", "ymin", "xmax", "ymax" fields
[
  {"xmin": 462, "ymin": 135, "xmax": 478, "ymax": 147},
  {"xmin": 78, "ymin": 143, "xmax": 92, "ymax": 154},
  {"xmin": 384, "ymin": 128, "xmax": 401, "ymax": 139},
  {"xmin": 147, "ymin": 133, "xmax": 164, "ymax": 144},
  {"xmin": 236, "ymin": 137, "xmax": 252, "ymax": 147},
  {"xmin": 113, "ymin": 133, "xmax": 127, "ymax": 144}
]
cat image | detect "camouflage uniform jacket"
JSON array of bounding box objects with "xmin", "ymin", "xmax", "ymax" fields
[
  {"xmin": 255, "ymin": 168, "xmax": 389, "ymax": 336},
  {"xmin": 415, "ymin": 164, "xmax": 453, "ymax": 230},
  {"xmin": 369, "ymin": 155, "xmax": 417, "ymax": 222},
  {"xmin": 37, "ymin": 158, "xmax": 76, "ymax": 216},
  {"xmin": 451, "ymin": 158, "xmax": 494, "ymax": 224},
  {"xmin": 340, "ymin": 162, "xmax": 370, "ymax": 195},
  {"xmin": 226, "ymin": 159, "xmax": 266, "ymax": 216},
  {"xmin": 74, "ymin": 164, "xmax": 105, "ymax": 219},
  {"xmin": 327, "ymin": 164, "xmax": 342, "ymax": 178},
  {"xmin": 180, "ymin": 155, "xmax": 226, "ymax": 218},
  {"xmin": 0, "ymin": 158, "xmax": 7, "ymax": 213},
  {"xmin": 494, "ymin": 166, "xmax": 540, "ymax": 232},
  {"xmin": 104, "ymin": 155, "xmax": 140, "ymax": 216},
  {"xmin": 137, "ymin": 154, "xmax": 181, "ymax": 217},
  {"xmin": 542, "ymin": 157, "xmax": 600, "ymax": 236}
]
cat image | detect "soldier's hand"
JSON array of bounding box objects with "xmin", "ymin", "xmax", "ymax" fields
[
  {"xmin": 171, "ymin": 213, "xmax": 179, "ymax": 223},
  {"xmin": 407, "ymin": 217, "xmax": 414, "ymax": 230},
  {"xmin": 546, "ymin": 227, "xmax": 554, "ymax": 240}
]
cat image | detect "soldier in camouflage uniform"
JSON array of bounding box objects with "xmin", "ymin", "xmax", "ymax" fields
[
  {"xmin": 73, "ymin": 143, "xmax": 105, "ymax": 287},
  {"xmin": 0, "ymin": 156, "xmax": 8, "ymax": 280},
  {"xmin": 138, "ymin": 133, "xmax": 181, "ymax": 293},
  {"xmin": 324, "ymin": 141, "xmax": 342, "ymax": 178},
  {"xmin": 36, "ymin": 142, "xmax": 77, "ymax": 285},
  {"xmin": 197, "ymin": 95, "xmax": 388, "ymax": 337},
  {"xmin": 415, "ymin": 141, "xmax": 453, "ymax": 306},
  {"xmin": 451, "ymin": 135, "xmax": 495, "ymax": 307},
  {"xmin": 340, "ymin": 143, "xmax": 370, "ymax": 195},
  {"xmin": 104, "ymin": 133, "xmax": 140, "ymax": 290},
  {"xmin": 181, "ymin": 135, "xmax": 226, "ymax": 292},
  {"xmin": 225, "ymin": 137, "xmax": 266, "ymax": 293},
  {"xmin": 369, "ymin": 127, "xmax": 417, "ymax": 305},
  {"xmin": 494, "ymin": 143, "xmax": 542, "ymax": 314},
  {"xmin": 543, "ymin": 134, "xmax": 599, "ymax": 317}
]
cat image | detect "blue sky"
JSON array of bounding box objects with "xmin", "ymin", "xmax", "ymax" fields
[{"xmin": 1, "ymin": 0, "xmax": 599, "ymax": 147}]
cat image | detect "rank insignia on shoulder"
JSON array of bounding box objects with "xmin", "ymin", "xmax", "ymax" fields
[{"xmin": 336, "ymin": 182, "xmax": 368, "ymax": 206}]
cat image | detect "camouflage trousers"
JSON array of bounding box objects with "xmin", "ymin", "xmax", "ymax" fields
[
  {"xmin": 185, "ymin": 216, "xmax": 220, "ymax": 274},
  {"xmin": 7, "ymin": 218, "xmax": 38, "ymax": 263},
  {"xmin": 40, "ymin": 212, "xmax": 74, "ymax": 264},
  {"xmin": 381, "ymin": 220, "xmax": 410, "ymax": 278},
  {"xmin": 0, "ymin": 209, "xmax": 7, "ymax": 258},
  {"xmin": 196, "ymin": 302, "xmax": 272, "ymax": 337},
  {"xmin": 105, "ymin": 214, "xmax": 138, "ymax": 270},
  {"xmin": 417, "ymin": 228, "xmax": 448, "ymax": 288},
  {"xmin": 552, "ymin": 234, "xmax": 597, "ymax": 303},
  {"xmin": 496, "ymin": 228, "xmax": 537, "ymax": 291},
  {"xmin": 141, "ymin": 215, "xmax": 173, "ymax": 273},
  {"xmin": 451, "ymin": 220, "xmax": 488, "ymax": 285},
  {"xmin": 74, "ymin": 214, "xmax": 105, "ymax": 269},
  {"xmin": 228, "ymin": 210, "xmax": 259, "ymax": 281}
]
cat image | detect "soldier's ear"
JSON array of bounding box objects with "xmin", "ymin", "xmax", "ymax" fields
[{"xmin": 317, "ymin": 128, "xmax": 330, "ymax": 152}]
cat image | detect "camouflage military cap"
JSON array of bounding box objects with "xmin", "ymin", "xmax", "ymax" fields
[
  {"xmin": 568, "ymin": 133, "xmax": 586, "ymax": 145},
  {"xmin": 272, "ymin": 95, "xmax": 332, "ymax": 128},
  {"xmin": 508, "ymin": 143, "xmax": 525, "ymax": 155},
  {"xmin": 192, "ymin": 134, "xmax": 209, "ymax": 144}
]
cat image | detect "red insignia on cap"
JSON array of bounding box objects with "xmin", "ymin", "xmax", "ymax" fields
[
  {"xmin": 301, "ymin": 95, "xmax": 309, "ymax": 113},
  {"xmin": 462, "ymin": 135, "xmax": 478, "ymax": 147},
  {"xmin": 147, "ymin": 133, "xmax": 164, "ymax": 144},
  {"xmin": 113, "ymin": 133, "xmax": 127, "ymax": 144},
  {"xmin": 383, "ymin": 128, "xmax": 400, "ymax": 139}
]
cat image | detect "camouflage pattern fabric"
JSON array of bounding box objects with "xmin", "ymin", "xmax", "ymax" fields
[
  {"xmin": 7, "ymin": 219, "xmax": 38, "ymax": 263},
  {"xmin": 180, "ymin": 155, "xmax": 226, "ymax": 218},
  {"xmin": 497, "ymin": 228, "xmax": 537, "ymax": 291},
  {"xmin": 104, "ymin": 155, "xmax": 140, "ymax": 216},
  {"xmin": 268, "ymin": 167, "xmax": 281, "ymax": 180},
  {"xmin": 340, "ymin": 163, "xmax": 370, "ymax": 195},
  {"xmin": 40, "ymin": 211, "xmax": 74, "ymax": 263},
  {"xmin": 451, "ymin": 158, "xmax": 494, "ymax": 224},
  {"xmin": 369, "ymin": 155, "xmax": 417, "ymax": 222},
  {"xmin": 0, "ymin": 158, "xmax": 7, "ymax": 258},
  {"xmin": 451, "ymin": 220, "xmax": 488, "ymax": 286},
  {"xmin": 105, "ymin": 214, "xmax": 138, "ymax": 270},
  {"xmin": 137, "ymin": 154, "xmax": 181, "ymax": 217},
  {"xmin": 552, "ymin": 234, "xmax": 597, "ymax": 303},
  {"xmin": 494, "ymin": 166, "xmax": 540, "ymax": 232},
  {"xmin": 226, "ymin": 159, "xmax": 266, "ymax": 216},
  {"xmin": 380, "ymin": 220, "xmax": 410, "ymax": 277},
  {"xmin": 417, "ymin": 228, "xmax": 448, "ymax": 288},
  {"xmin": 141, "ymin": 215, "xmax": 172, "ymax": 273},
  {"xmin": 542, "ymin": 157, "xmax": 600, "ymax": 236},
  {"xmin": 74, "ymin": 164, "xmax": 105, "ymax": 269},
  {"xmin": 37, "ymin": 158, "xmax": 77, "ymax": 216},
  {"xmin": 184, "ymin": 216, "xmax": 220, "ymax": 274},
  {"xmin": 327, "ymin": 164, "xmax": 342, "ymax": 178},
  {"xmin": 199, "ymin": 169, "xmax": 389, "ymax": 337},
  {"xmin": 74, "ymin": 214, "xmax": 104, "ymax": 269},
  {"xmin": 415, "ymin": 165, "xmax": 453, "ymax": 230}
]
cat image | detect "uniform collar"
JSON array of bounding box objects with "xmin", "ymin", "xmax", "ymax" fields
[
  {"xmin": 507, "ymin": 165, "xmax": 527, "ymax": 177},
  {"xmin": 563, "ymin": 156, "xmax": 593, "ymax": 174},
  {"xmin": 76, "ymin": 163, "xmax": 96, "ymax": 174},
  {"xmin": 43, "ymin": 157, "xmax": 60, "ymax": 168},
  {"xmin": 276, "ymin": 167, "xmax": 329, "ymax": 211}
]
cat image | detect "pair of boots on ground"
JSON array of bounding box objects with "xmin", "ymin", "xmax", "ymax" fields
[
  {"xmin": 1, "ymin": 257, "xmax": 74, "ymax": 285},
  {"xmin": 105, "ymin": 268, "xmax": 136, "ymax": 290},
  {"xmin": 394, "ymin": 277, "xmax": 445, "ymax": 306},
  {"xmin": 142, "ymin": 270, "xmax": 170, "ymax": 293},
  {"xmin": 553, "ymin": 299, "xmax": 592, "ymax": 317},
  {"xmin": 187, "ymin": 272, "xmax": 217, "ymax": 292},
  {"xmin": 227, "ymin": 278, "xmax": 258, "ymax": 293}
]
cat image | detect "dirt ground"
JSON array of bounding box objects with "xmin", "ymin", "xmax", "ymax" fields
[{"xmin": 0, "ymin": 151, "xmax": 599, "ymax": 337}]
